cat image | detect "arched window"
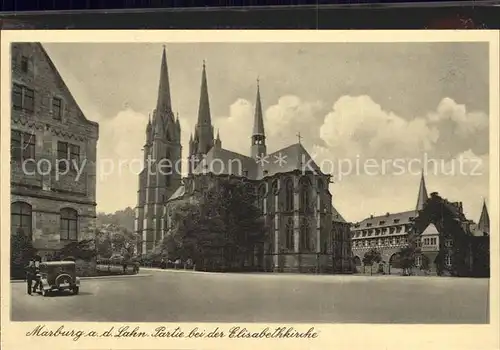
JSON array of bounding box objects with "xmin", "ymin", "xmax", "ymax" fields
[
  {"xmin": 258, "ymin": 184, "xmax": 266, "ymax": 215},
  {"xmin": 269, "ymin": 179, "xmax": 279, "ymax": 213},
  {"xmin": 285, "ymin": 218, "xmax": 294, "ymax": 250},
  {"xmin": 299, "ymin": 177, "xmax": 311, "ymax": 213},
  {"xmin": 300, "ymin": 218, "xmax": 310, "ymax": 251},
  {"xmin": 11, "ymin": 201, "xmax": 32, "ymax": 238},
  {"xmin": 164, "ymin": 151, "xmax": 172, "ymax": 187},
  {"xmin": 317, "ymin": 178, "xmax": 325, "ymax": 212},
  {"xmin": 285, "ymin": 178, "xmax": 294, "ymax": 211},
  {"xmin": 60, "ymin": 208, "xmax": 78, "ymax": 241}
]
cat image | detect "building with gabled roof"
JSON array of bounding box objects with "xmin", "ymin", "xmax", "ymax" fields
[
  {"xmin": 10, "ymin": 43, "xmax": 99, "ymax": 261},
  {"xmin": 412, "ymin": 193, "xmax": 490, "ymax": 277},
  {"xmin": 135, "ymin": 48, "xmax": 351, "ymax": 273},
  {"xmin": 351, "ymin": 172, "xmax": 429, "ymax": 272}
]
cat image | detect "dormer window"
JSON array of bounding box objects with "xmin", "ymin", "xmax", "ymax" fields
[
  {"xmin": 366, "ymin": 223, "xmax": 372, "ymax": 227},
  {"xmin": 394, "ymin": 219, "xmax": 400, "ymax": 224},
  {"xmin": 379, "ymin": 221, "xmax": 385, "ymax": 225}
]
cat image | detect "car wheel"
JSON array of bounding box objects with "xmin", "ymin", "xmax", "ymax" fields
[{"xmin": 73, "ymin": 287, "xmax": 79, "ymax": 295}]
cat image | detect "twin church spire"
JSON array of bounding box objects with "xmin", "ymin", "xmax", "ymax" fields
[{"xmin": 145, "ymin": 46, "xmax": 267, "ymax": 174}]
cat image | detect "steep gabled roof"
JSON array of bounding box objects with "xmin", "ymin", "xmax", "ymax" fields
[
  {"xmin": 37, "ymin": 43, "xmax": 99, "ymax": 131},
  {"xmin": 261, "ymin": 143, "xmax": 322, "ymax": 178}
]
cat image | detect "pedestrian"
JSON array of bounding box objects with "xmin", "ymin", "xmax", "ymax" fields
[{"xmin": 25, "ymin": 258, "xmax": 36, "ymax": 295}]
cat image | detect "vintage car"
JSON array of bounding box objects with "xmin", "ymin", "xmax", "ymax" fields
[{"xmin": 38, "ymin": 261, "xmax": 80, "ymax": 296}]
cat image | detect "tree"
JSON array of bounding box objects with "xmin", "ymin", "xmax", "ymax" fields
[
  {"xmin": 162, "ymin": 179, "xmax": 268, "ymax": 271},
  {"xmin": 398, "ymin": 246, "xmax": 418, "ymax": 276},
  {"xmin": 362, "ymin": 248, "xmax": 382, "ymax": 275},
  {"xmin": 10, "ymin": 228, "xmax": 35, "ymax": 279}
]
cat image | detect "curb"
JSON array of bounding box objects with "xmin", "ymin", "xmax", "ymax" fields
[
  {"xmin": 10, "ymin": 273, "xmax": 152, "ymax": 284},
  {"xmin": 141, "ymin": 267, "xmax": 207, "ymax": 274}
]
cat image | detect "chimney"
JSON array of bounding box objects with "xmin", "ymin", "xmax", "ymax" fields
[
  {"xmin": 370, "ymin": 215, "xmax": 374, "ymax": 219},
  {"xmin": 263, "ymin": 170, "xmax": 269, "ymax": 176},
  {"xmin": 386, "ymin": 212, "xmax": 390, "ymax": 216}
]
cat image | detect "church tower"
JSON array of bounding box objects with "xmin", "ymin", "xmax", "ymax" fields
[
  {"xmin": 415, "ymin": 171, "xmax": 428, "ymax": 212},
  {"xmin": 188, "ymin": 61, "xmax": 214, "ymax": 174},
  {"xmin": 135, "ymin": 46, "xmax": 182, "ymax": 254},
  {"xmin": 251, "ymin": 79, "xmax": 266, "ymax": 159}
]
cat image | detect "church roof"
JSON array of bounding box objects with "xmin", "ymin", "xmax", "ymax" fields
[
  {"xmin": 192, "ymin": 146, "xmax": 257, "ymax": 178},
  {"xmin": 192, "ymin": 142, "xmax": 322, "ymax": 180},
  {"xmin": 353, "ymin": 210, "xmax": 416, "ymax": 230},
  {"xmin": 261, "ymin": 143, "xmax": 322, "ymax": 178},
  {"xmin": 332, "ymin": 206, "xmax": 347, "ymax": 223}
]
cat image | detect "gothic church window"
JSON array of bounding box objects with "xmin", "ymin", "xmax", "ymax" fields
[
  {"xmin": 299, "ymin": 177, "xmax": 311, "ymax": 213},
  {"xmin": 285, "ymin": 178, "xmax": 293, "ymax": 211},
  {"xmin": 300, "ymin": 218, "xmax": 310, "ymax": 251},
  {"xmin": 285, "ymin": 218, "xmax": 294, "ymax": 250},
  {"xmin": 258, "ymin": 184, "xmax": 266, "ymax": 215},
  {"xmin": 269, "ymin": 179, "xmax": 279, "ymax": 213}
]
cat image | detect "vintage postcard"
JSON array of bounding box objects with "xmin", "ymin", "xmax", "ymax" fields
[{"xmin": 1, "ymin": 30, "xmax": 499, "ymax": 350}]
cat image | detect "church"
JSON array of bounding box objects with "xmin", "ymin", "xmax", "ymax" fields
[{"xmin": 134, "ymin": 47, "xmax": 353, "ymax": 273}]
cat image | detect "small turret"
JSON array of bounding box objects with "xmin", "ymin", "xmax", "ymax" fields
[{"xmin": 214, "ymin": 129, "xmax": 222, "ymax": 149}]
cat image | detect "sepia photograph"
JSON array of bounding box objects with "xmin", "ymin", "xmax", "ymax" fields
[{"xmin": 1, "ymin": 30, "xmax": 498, "ymax": 350}]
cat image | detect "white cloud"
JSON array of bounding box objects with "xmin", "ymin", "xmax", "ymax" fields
[
  {"xmin": 429, "ymin": 97, "xmax": 489, "ymax": 138},
  {"xmin": 213, "ymin": 99, "xmax": 253, "ymax": 156},
  {"xmin": 319, "ymin": 95, "xmax": 440, "ymax": 159}
]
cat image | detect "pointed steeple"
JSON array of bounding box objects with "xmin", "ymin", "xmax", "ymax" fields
[
  {"xmin": 251, "ymin": 78, "xmax": 266, "ymax": 159},
  {"xmin": 416, "ymin": 170, "xmax": 429, "ymax": 212},
  {"xmin": 146, "ymin": 113, "xmax": 152, "ymax": 142},
  {"xmin": 192, "ymin": 60, "xmax": 214, "ymax": 157},
  {"xmin": 478, "ymin": 199, "xmax": 490, "ymax": 234},
  {"xmin": 214, "ymin": 129, "xmax": 222, "ymax": 148},
  {"xmin": 252, "ymin": 78, "xmax": 265, "ymax": 136},
  {"xmin": 197, "ymin": 60, "xmax": 211, "ymax": 125},
  {"xmin": 156, "ymin": 45, "xmax": 172, "ymax": 114}
]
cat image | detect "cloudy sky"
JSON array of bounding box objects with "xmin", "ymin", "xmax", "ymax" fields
[{"xmin": 42, "ymin": 42, "xmax": 490, "ymax": 223}]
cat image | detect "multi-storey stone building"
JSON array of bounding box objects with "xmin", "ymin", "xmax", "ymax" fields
[
  {"xmin": 351, "ymin": 174, "xmax": 429, "ymax": 272},
  {"xmin": 352, "ymin": 172, "xmax": 490, "ymax": 276},
  {"xmin": 10, "ymin": 43, "xmax": 99, "ymax": 256},
  {"xmin": 135, "ymin": 48, "xmax": 352, "ymax": 273}
]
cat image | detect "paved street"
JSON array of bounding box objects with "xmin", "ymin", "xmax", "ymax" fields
[{"xmin": 11, "ymin": 269, "xmax": 489, "ymax": 323}]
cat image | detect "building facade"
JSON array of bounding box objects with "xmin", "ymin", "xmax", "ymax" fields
[
  {"xmin": 135, "ymin": 48, "xmax": 352, "ymax": 273},
  {"xmin": 351, "ymin": 173, "xmax": 428, "ymax": 273},
  {"xmin": 352, "ymin": 172, "xmax": 490, "ymax": 277},
  {"xmin": 10, "ymin": 43, "xmax": 99, "ymax": 255},
  {"xmin": 412, "ymin": 193, "xmax": 490, "ymax": 277}
]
